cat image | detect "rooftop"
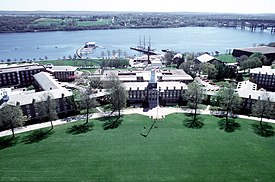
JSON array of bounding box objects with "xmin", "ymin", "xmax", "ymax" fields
[
  {"xmin": 102, "ymin": 69, "xmax": 193, "ymax": 82},
  {"xmin": 47, "ymin": 66, "xmax": 77, "ymax": 72},
  {"xmin": 0, "ymin": 63, "xmax": 45, "ymax": 73},
  {"xmin": 250, "ymin": 66, "xmax": 275, "ymax": 75},
  {"xmin": 235, "ymin": 80, "xmax": 275, "ymax": 102},
  {"xmin": 7, "ymin": 88, "xmax": 72, "ymax": 106},
  {"xmin": 234, "ymin": 46, "xmax": 275, "ymax": 55},
  {"xmin": 33, "ymin": 72, "xmax": 63, "ymax": 91},
  {"xmin": 195, "ymin": 53, "xmax": 216, "ymax": 63}
]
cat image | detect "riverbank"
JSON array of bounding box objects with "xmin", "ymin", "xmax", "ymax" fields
[{"xmin": 1, "ymin": 12, "xmax": 275, "ymax": 34}]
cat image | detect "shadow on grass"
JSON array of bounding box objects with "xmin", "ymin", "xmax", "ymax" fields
[
  {"xmin": 102, "ymin": 116, "xmax": 123, "ymax": 130},
  {"xmin": 0, "ymin": 136, "xmax": 19, "ymax": 150},
  {"xmin": 183, "ymin": 115, "xmax": 204, "ymax": 129},
  {"xmin": 218, "ymin": 119, "xmax": 241, "ymax": 133},
  {"xmin": 66, "ymin": 123, "xmax": 94, "ymax": 135},
  {"xmin": 251, "ymin": 123, "xmax": 274, "ymax": 138},
  {"xmin": 22, "ymin": 128, "xmax": 54, "ymax": 144}
]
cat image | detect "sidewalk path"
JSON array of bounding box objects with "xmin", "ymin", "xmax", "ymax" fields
[{"xmin": 1, "ymin": 106, "xmax": 275, "ymax": 137}]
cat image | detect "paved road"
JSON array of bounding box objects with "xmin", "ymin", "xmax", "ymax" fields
[{"xmin": 1, "ymin": 106, "xmax": 275, "ymax": 137}]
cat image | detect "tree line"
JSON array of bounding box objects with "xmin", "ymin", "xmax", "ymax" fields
[{"xmin": 1, "ymin": 13, "xmax": 274, "ymax": 33}]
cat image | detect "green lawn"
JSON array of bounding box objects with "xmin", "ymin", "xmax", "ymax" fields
[
  {"xmin": 37, "ymin": 59, "xmax": 102, "ymax": 67},
  {"xmin": 0, "ymin": 114, "xmax": 275, "ymax": 182},
  {"xmin": 215, "ymin": 54, "xmax": 236, "ymax": 63},
  {"xmin": 32, "ymin": 18, "xmax": 64, "ymax": 26}
]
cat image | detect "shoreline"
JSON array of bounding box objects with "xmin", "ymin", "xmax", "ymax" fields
[{"xmin": 0, "ymin": 25, "xmax": 249, "ymax": 34}]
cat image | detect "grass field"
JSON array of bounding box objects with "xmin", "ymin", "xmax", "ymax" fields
[
  {"xmin": 0, "ymin": 114, "xmax": 275, "ymax": 182},
  {"xmin": 37, "ymin": 59, "xmax": 102, "ymax": 67},
  {"xmin": 32, "ymin": 18, "xmax": 63, "ymax": 26},
  {"xmin": 215, "ymin": 54, "xmax": 236, "ymax": 63}
]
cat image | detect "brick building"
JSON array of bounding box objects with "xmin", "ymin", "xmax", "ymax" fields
[
  {"xmin": 0, "ymin": 63, "xmax": 45, "ymax": 88},
  {"xmin": 46, "ymin": 66, "xmax": 77, "ymax": 81},
  {"xmin": 3, "ymin": 71, "xmax": 76, "ymax": 119},
  {"xmin": 249, "ymin": 66, "xmax": 275, "ymax": 91},
  {"xmin": 101, "ymin": 69, "xmax": 192, "ymax": 107}
]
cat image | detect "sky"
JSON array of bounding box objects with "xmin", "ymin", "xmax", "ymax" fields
[{"xmin": 0, "ymin": 0, "xmax": 274, "ymax": 14}]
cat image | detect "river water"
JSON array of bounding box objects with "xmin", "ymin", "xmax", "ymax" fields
[{"xmin": 0, "ymin": 27, "xmax": 274, "ymax": 61}]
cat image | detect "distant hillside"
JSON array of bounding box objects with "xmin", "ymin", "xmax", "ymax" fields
[{"xmin": 0, "ymin": 11, "xmax": 275, "ymax": 33}]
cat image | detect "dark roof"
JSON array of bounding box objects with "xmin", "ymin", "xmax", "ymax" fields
[{"xmin": 233, "ymin": 46, "xmax": 275, "ymax": 55}]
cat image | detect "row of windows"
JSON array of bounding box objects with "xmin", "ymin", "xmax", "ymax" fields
[
  {"xmin": 252, "ymin": 73, "xmax": 275, "ymax": 78},
  {"xmin": 0, "ymin": 69, "xmax": 42, "ymax": 87},
  {"xmin": 25, "ymin": 104, "xmax": 73, "ymax": 117},
  {"xmin": 0, "ymin": 80, "xmax": 18, "ymax": 85},
  {"xmin": 257, "ymin": 81, "xmax": 275, "ymax": 86},
  {"xmin": 129, "ymin": 90, "xmax": 183, "ymax": 99},
  {"xmin": 0, "ymin": 72, "xmax": 17, "ymax": 77}
]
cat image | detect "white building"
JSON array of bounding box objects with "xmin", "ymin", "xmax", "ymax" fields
[{"xmin": 235, "ymin": 80, "xmax": 275, "ymax": 109}]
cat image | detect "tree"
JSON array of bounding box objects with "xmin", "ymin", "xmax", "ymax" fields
[
  {"xmin": 217, "ymin": 84, "xmax": 241, "ymax": 124},
  {"xmin": 185, "ymin": 53, "xmax": 195, "ymax": 61},
  {"xmin": 238, "ymin": 55, "xmax": 249, "ymax": 63},
  {"xmin": 112, "ymin": 50, "xmax": 117, "ymax": 57},
  {"xmin": 117, "ymin": 49, "xmax": 122, "ymax": 58},
  {"xmin": 89, "ymin": 77, "xmax": 103, "ymax": 89},
  {"xmin": 0, "ymin": 105, "xmax": 26, "ymax": 138},
  {"xmin": 73, "ymin": 54, "xmax": 77, "ymax": 60},
  {"xmin": 176, "ymin": 54, "xmax": 185, "ymax": 68},
  {"xmin": 36, "ymin": 95, "xmax": 58, "ymax": 130},
  {"xmin": 78, "ymin": 88, "xmax": 97, "ymax": 125},
  {"xmin": 105, "ymin": 73, "xmax": 126, "ymax": 119},
  {"xmin": 249, "ymin": 52, "xmax": 267, "ymax": 65},
  {"xmin": 212, "ymin": 60, "xmax": 227, "ymax": 80},
  {"xmin": 179, "ymin": 60, "xmax": 195, "ymax": 76},
  {"xmin": 164, "ymin": 52, "xmax": 174, "ymax": 65},
  {"xmin": 240, "ymin": 57, "xmax": 262, "ymax": 72},
  {"xmin": 123, "ymin": 51, "xmax": 128, "ymax": 58},
  {"xmin": 184, "ymin": 82, "xmax": 203, "ymax": 124},
  {"xmin": 107, "ymin": 50, "xmax": 111, "ymax": 59},
  {"xmin": 200, "ymin": 63, "xmax": 217, "ymax": 79},
  {"xmin": 249, "ymin": 57, "xmax": 262, "ymax": 68},
  {"xmin": 252, "ymin": 92, "xmax": 273, "ymax": 130},
  {"xmin": 101, "ymin": 51, "xmax": 105, "ymax": 59}
]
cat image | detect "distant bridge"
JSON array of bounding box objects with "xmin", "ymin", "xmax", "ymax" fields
[{"xmin": 212, "ymin": 18, "xmax": 275, "ymax": 33}]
